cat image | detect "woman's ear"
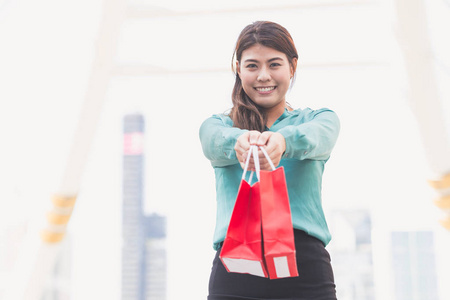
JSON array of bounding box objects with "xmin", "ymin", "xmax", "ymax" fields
[
  {"xmin": 236, "ymin": 61, "xmax": 240, "ymax": 76},
  {"xmin": 290, "ymin": 58, "xmax": 298, "ymax": 78}
]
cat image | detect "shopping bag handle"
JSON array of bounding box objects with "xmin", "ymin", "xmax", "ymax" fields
[
  {"xmin": 253, "ymin": 146, "xmax": 260, "ymax": 181},
  {"xmin": 259, "ymin": 147, "xmax": 276, "ymax": 171},
  {"xmin": 241, "ymin": 146, "xmax": 276, "ymax": 182},
  {"xmin": 242, "ymin": 145, "xmax": 256, "ymax": 182}
]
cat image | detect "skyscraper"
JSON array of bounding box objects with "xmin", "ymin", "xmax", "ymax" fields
[
  {"xmin": 144, "ymin": 214, "xmax": 167, "ymax": 300},
  {"xmin": 327, "ymin": 209, "xmax": 375, "ymax": 300},
  {"xmin": 122, "ymin": 113, "xmax": 166, "ymax": 300},
  {"xmin": 390, "ymin": 231, "xmax": 439, "ymax": 300}
]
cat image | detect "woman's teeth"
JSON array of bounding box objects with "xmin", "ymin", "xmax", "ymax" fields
[{"xmin": 256, "ymin": 87, "xmax": 275, "ymax": 92}]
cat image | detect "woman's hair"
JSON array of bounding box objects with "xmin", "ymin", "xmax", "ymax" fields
[{"xmin": 229, "ymin": 21, "xmax": 298, "ymax": 131}]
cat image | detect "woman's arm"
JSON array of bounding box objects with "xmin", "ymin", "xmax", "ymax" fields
[
  {"xmin": 199, "ymin": 115, "xmax": 248, "ymax": 167},
  {"xmin": 277, "ymin": 108, "xmax": 340, "ymax": 161}
]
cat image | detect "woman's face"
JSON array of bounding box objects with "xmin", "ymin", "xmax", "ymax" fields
[{"xmin": 237, "ymin": 44, "xmax": 295, "ymax": 111}]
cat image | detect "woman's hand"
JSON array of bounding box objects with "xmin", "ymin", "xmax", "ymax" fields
[
  {"xmin": 256, "ymin": 132, "xmax": 286, "ymax": 170},
  {"xmin": 235, "ymin": 131, "xmax": 261, "ymax": 170},
  {"xmin": 235, "ymin": 131, "xmax": 286, "ymax": 171}
]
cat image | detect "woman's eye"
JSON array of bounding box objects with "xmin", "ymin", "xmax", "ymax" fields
[
  {"xmin": 246, "ymin": 64, "xmax": 257, "ymax": 68},
  {"xmin": 270, "ymin": 63, "xmax": 281, "ymax": 67}
]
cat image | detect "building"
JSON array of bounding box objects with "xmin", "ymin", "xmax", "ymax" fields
[
  {"xmin": 390, "ymin": 231, "xmax": 439, "ymax": 300},
  {"xmin": 122, "ymin": 113, "xmax": 167, "ymax": 300},
  {"xmin": 144, "ymin": 214, "xmax": 167, "ymax": 300},
  {"xmin": 327, "ymin": 209, "xmax": 375, "ymax": 300}
]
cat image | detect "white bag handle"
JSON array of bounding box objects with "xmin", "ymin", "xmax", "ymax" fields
[
  {"xmin": 253, "ymin": 145, "xmax": 260, "ymax": 181},
  {"xmin": 259, "ymin": 147, "xmax": 276, "ymax": 171},
  {"xmin": 242, "ymin": 145, "xmax": 255, "ymax": 182},
  {"xmin": 241, "ymin": 145, "xmax": 277, "ymax": 182}
]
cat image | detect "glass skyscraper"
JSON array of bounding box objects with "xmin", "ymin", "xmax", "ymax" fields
[
  {"xmin": 122, "ymin": 114, "xmax": 167, "ymax": 300},
  {"xmin": 391, "ymin": 231, "xmax": 439, "ymax": 300},
  {"xmin": 327, "ymin": 209, "xmax": 375, "ymax": 300}
]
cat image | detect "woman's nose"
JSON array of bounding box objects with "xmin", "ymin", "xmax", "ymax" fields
[{"xmin": 257, "ymin": 67, "xmax": 271, "ymax": 82}]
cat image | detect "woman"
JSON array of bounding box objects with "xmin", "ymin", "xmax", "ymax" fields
[{"xmin": 199, "ymin": 21, "xmax": 340, "ymax": 300}]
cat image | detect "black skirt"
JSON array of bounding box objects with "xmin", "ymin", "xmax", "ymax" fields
[{"xmin": 208, "ymin": 230, "xmax": 337, "ymax": 300}]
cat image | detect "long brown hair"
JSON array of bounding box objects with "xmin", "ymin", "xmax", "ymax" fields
[{"xmin": 229, "ymin": 21, "xmax": 298, "ymax": 131}]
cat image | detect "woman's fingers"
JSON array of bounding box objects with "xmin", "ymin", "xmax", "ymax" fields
[
  {"xmin": 235, "ymin": 131, "xmax": 286, "ymax": 171},
  {"xmin": 235, "ymin": 131, "xmax": 262, "ymax": 169},
  {"xmin": 255, "ymin": 132, "xmax": 286, "ymax": 169},
  {"xmin": 256, "ymin": 131, "xmax": 271, "ymax": 146},
  {"xmin": 248, "ymin": 131, "xmax": 262, "ymax": 145}
]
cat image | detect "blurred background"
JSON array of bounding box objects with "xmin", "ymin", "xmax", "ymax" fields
[{"xmin": 0, "ymin": 0, "xmax": 450, "ymax": 299}]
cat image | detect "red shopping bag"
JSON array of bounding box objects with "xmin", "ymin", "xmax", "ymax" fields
[
  {"xmin": 219, "ymin": 147, "xmax": 268, "ymax": 278},
  {"xmin": 259, "ymin": 148, "xmax": 299, "ymax": 279}
]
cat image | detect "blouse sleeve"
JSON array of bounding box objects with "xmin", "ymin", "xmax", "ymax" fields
[
  {"xmin": 277, "ymin": 108, "xmax": 340, "ymax": 161},
  {"xmin": 199, "ymin": 115, "xmax": 248, "ymax": 167}
]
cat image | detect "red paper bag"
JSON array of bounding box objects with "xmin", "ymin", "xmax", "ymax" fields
[
  {"xmin": 260, "ymin": 150, "xmax": 299, "ymax": 279},
  {"xmin": 219, "ymin": 148, "xmax": 268, "ymax": 278}
]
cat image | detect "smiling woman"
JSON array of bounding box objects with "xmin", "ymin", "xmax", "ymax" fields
[
  {"xmin": 230, "ymin": 21, "xmax": 298, "ymax": 132},
  {"xmin": 237, "ymin": 45, "xmax": 295, "ymax": 128},
  {"xmin": 199, "ymin": 21, "xmax": 340, "ymax": 300}
]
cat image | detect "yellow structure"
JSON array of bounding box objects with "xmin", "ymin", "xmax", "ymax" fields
[
  {"xmin": 40, "ymin": 195, "xmax": 77, "ymax": 243},
  {"xmin": 429, "ymin": 174, "xmax": 450, "ymax": 230}
]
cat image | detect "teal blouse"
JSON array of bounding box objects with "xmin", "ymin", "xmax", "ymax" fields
[{"xmin": 199, "ymin": 108, "xmax": 340, "ymax": 250}]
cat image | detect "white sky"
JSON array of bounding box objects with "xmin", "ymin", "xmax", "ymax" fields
[{"xmin": 1, "ymin": 0, "xmax": 450, "ymax": 299}]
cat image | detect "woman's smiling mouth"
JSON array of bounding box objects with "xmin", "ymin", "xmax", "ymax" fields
[{"xmin": 255, "ymin": 86, "xmax": 276, "ymax": 93}]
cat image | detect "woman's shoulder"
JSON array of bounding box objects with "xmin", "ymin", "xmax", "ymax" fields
[
  {"xmin": 281, "ymin": 107, "xmax": 338, "ymax": 126},
  {"xmin": 290, "ymin": 106, "xmax": 336, "ymax": 113},
  {"xmin": 290, "ymin": 107, "xmax": 337, "ymax": 118},
  {"xmin": 202, "ymin": 112, "xmax": 234, "ymax": 127}
]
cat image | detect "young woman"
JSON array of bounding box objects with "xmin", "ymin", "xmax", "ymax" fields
[{"xmin": 199, "ymin": 21, "xmax": 340, "ymax": 300}]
